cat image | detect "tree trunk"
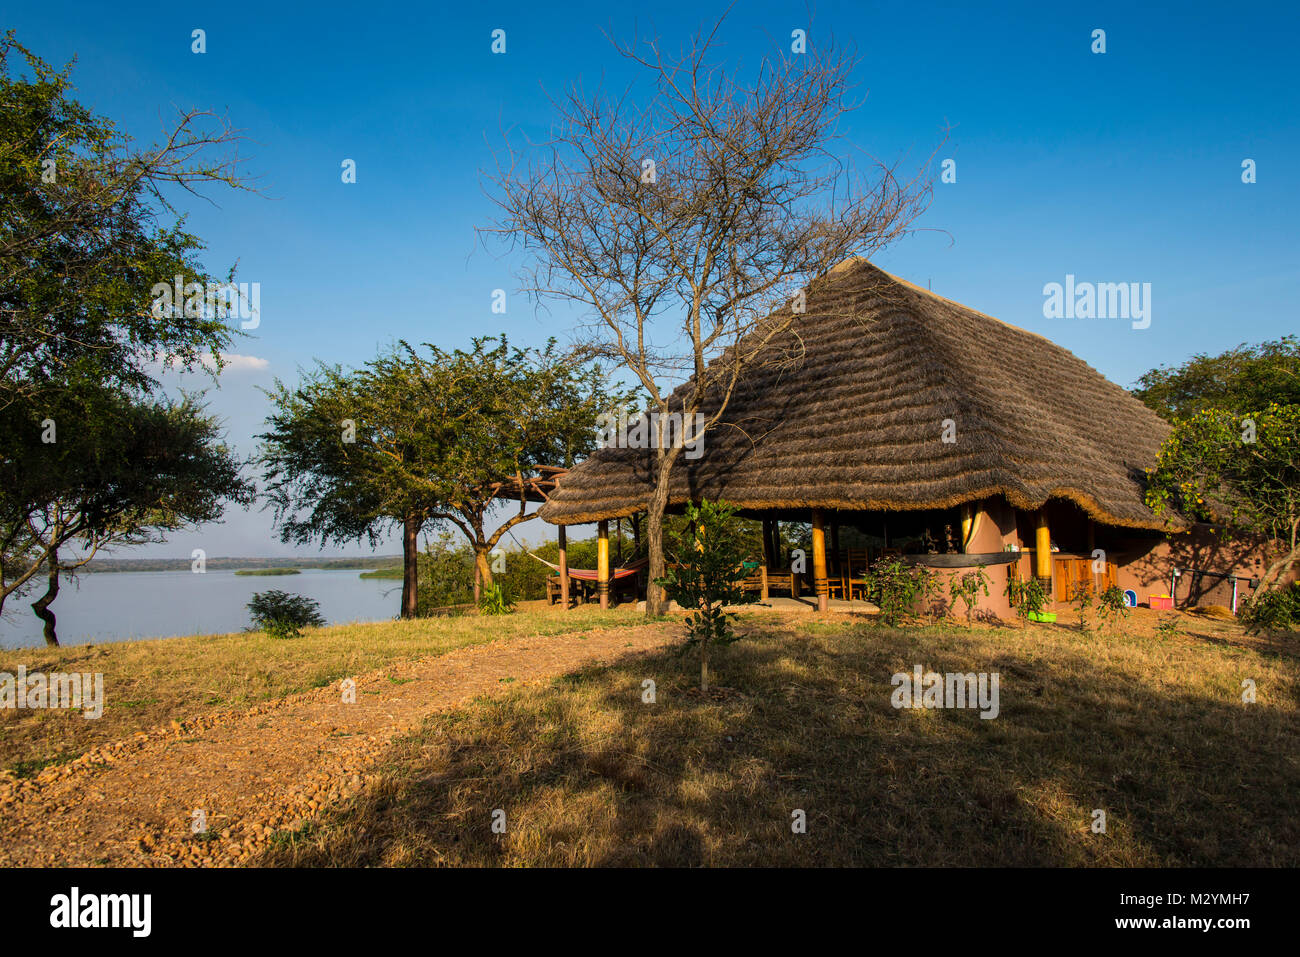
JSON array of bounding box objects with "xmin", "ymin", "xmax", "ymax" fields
[
  {"xmin": 645, "ymin": 420, "xmax": 687, "ymax": 617},
  {"xmin": 401, "ymin": 515, "xmax": 420, "ymax": 619},
  {"xmin": 31, "ymin": 549, "xmax": 61, "ymax": 648},
  {"xmin": 645, "ymin": 461, "xmax": 674, "ymax": 616},
  {"xmin": 1257, "ymin": 544, "xmax": 1299, "ymax": 594},
  {"xmin": 474, "ymin": 547, "xmax": 494, "ymax": 603}
]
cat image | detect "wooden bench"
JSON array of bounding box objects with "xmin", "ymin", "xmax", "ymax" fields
[{"xmin": 740, "ymin": 568, "xmax": 801, "ymax": 600}]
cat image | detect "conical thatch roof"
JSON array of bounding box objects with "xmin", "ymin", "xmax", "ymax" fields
[{"xmin": 539, "ymin": 259, "xmax": 1181, "ymax": 530}]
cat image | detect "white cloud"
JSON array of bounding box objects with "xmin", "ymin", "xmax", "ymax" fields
[
  {"xmin": 151, "ymin": 352, "xmax": 270, "ymax": 374},
  {"xmin": 213, "ymin": 353, "xmax": 270, "ymax": 372}
]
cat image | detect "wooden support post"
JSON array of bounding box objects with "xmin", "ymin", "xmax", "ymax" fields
[
  {"xmin": 761, "ymin": 518, "xmax": 774, "ymax": 568},
  {"xmin": 1035, "ymin": 511, "xmax": 1052, "ymax": 583},
  {"xmin": 557, "ymin": 525, "xmax": 570, "ymax": 610},
  {"xmin": 812, "ymin": 508, "xmax": 829, "ymax": 613},
  {"xmin": 960, "ymin": 504, "xmax": 975, "ymax": 553},
  {"xmin": 597, "ymin": 520, "xmax": 610, "ymax": 610},
  {"xmin": 760, "ymin": 564, "xmax": 769, "ymax": 602}
]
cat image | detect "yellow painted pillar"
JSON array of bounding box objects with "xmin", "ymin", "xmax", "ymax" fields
[
  {"xmin": 812, "ymin": 508, "xmax": 829, "ymax": 613},
  {"xmin": 597, "ymin": 520, "xmax": 610, "ymax": 610},
  {"xmin": 557, "ymin": 525, "xmax": 570, "ymax": 610},
  {"xmin": 1035, "ymin": 511, "xmax": 1052, "ymax": 582}
]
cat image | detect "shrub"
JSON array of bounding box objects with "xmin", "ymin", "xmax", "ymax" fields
[
  {"xmin": 247, "ymin": 590, "xmax": 326, "ymax": 639},
  {"xmin": 867, "ymin": 557, "xmax": 925, "ymax": 626},
  {"xmin": 914, "ymin": 566, "xmax": 941, "ymax": 623},
  {"xmin": 1154, "ymin": 616, "xmax": 1180, "ymax": 640},
  {"xmin": 948, "ymin": 565, "xmax": 990, "ymax": 623},
  {"xmin": 656, "ymin": 499, "xmax": 748, "ymax": 690},
  {"xmin": 478, "ymin": 581, "xmax": 516, "ymax": 616},
  {"xmin": 1239, "ymin": 582, "xmax": 1300, "ymax": 634},
  {"xmin": 1097, "ymin": 584, "xmax": 1130, "ymax": 633},
  {"xmin": 1005, "ymin": 573, "xmax": 1048, "ymax": 625},
  {"xmin": 1069, "ymin": 582, "xmax": 1095, "ymax": 633}
]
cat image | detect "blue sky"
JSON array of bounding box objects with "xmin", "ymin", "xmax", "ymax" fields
[{"xmin": 10, "ymin": 0, "xmax": 1298, "ymax": 556}]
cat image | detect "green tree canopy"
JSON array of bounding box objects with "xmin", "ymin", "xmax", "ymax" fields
[
  {"xmin": 0, "ymin": 386, "xmax": 253, "ymax": 643},
  {"xmin": 259, "ymin": 336, "xmax": 633, "ymax": 617},
  {"xmin": 1132, "ymin": 336, "xmax": 1300, "ymax": 422},
  {"xmin": 1, "ymin": 34, "xmax": 250, "ymax": 413},
  {"xmin": 0, "ymin": 34, "xmax": 255, "ymax": 643},
  {"xmin": 1146, "ymin": 403, "xmax": 1300, "ymax": 594}
]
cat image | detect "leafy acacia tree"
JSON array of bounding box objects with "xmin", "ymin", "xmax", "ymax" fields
[
  {"xmin": 1, "ymin": 34, "xmax": 250, "ymax": 415},
  {"xmin": 1133, "ymin": 336, "xmax": 1300, "ymax": 422},
  {"xmin": 0, "ymin": 34, "xmax": 256, "ymax": 641},
  {"xmin": 0, "ymin": 387, "xmax": 253, "ymax": 644},
  {"xmin": 486, "ymin": 17, "xmax": 936, "ymax": 613},
  {"xmin": 1138, "ymin": 339, "xmax": 1300, "ymax": 596},
  {"xmin": 259, "ymin": 337, "xmax": 629, "ymax": 617},
  {"xmin": 1146, "ymin": 404, "xmax": 1300, "ymax": 595}
]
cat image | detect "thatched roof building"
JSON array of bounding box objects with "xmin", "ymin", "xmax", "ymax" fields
[{"xmin": 538, "ymin": 258, "xmax": 1177, "ymax": 532}]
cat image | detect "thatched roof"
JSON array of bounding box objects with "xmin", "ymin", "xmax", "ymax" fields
[{"xmin": 539, "ymin": 259, "xmax": 1181, "ymax": 530}]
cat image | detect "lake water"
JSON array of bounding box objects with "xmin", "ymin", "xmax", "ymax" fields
[{"xmin": 0, "ymin": 569, "xmax": 400, "ymax": 650}]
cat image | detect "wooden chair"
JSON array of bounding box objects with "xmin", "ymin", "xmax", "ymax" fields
[
  {"xmin": 827, "ymin": 552, "xmax": 847, "ymax": 600},
  {"xmin": 841, "ymin": 548, "xmax": 871, "ymax": 601}
]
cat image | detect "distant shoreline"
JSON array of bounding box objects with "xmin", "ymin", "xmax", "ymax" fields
[{"xmin": 79, "ymin": 556, "xmax": 403, "ymax": 574}]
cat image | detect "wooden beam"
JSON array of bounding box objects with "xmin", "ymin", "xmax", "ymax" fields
[
  {"xmin": 597, "ymin": 519, "xmax": 610, "ymax": 610},
  {"xmin": 1035, "ymin": 511, "xmax": 1052, "ymax": 582},
  {"xmin": 557, "ymin": 525, "xmax": 569, "ymax": 611},
  {"xmin": 761, "ymin": 518, "xmax": 774, "ymax": 569},
  {"xmin": 812, "ymin": 508, "xmax": 829, "ymax": 613}
]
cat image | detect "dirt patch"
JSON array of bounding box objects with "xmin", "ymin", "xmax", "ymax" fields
[{"xmin": 0, "ymin": 622, "xmax": 678, "ymax": 866}]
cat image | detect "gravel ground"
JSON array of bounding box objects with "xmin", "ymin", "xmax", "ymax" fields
[{"xmin": 0, "ymin": 622, "xmax": 677, "ymax": 867}]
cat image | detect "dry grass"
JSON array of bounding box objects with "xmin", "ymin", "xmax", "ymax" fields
[
  {"xmin": 0, "ymin": 602, "xmax": 640, "ymax": 776},
  {"xmin": 261, "ymin": 609, "xmax": 1300, "ymax": 867}
]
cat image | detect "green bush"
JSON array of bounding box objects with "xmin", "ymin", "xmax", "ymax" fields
[
  {"xmin": 1098, "ymin": 584, "xmax": 1130, "ymax": 633},
  {"xmin": 1069, "ymin": 582, "xmax": 1096, "ymax": 633},
  {"xmin": 657, "ymin": 499, "xmax": 748, "ymax": 690},
  {"xmin": 478, "ymin": 581, "xmax": 516, "ymax": 616},
  {"xmin": 1239, "ymin": 582, "xmax": 1300, "ymax": 634},
  {"xmin": 1154, "ymin": 616, "xmax": 1180, "ymax": 639},
  {"xmin": 1005, "ymin": 574, "xmax": 1048, "ymax": 624},
  {"xmin": 948, "ymin": 565, "xmax": 990, "ymax": 623},
  {"xmin": 247, "ymin": 589, "xmax": 326, "ymax": 639},
  {"xmin": 867, "ymin": 557, "xmax": 926, "ymax": 626}
]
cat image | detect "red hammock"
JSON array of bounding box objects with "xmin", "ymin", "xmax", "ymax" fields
[
  {"xmin": 532, "ymin": 555, "xmax": 649, "ymax": 581},
  {"xmin": 563, "ymin": 565, "xmax": 643, "ymax": 582}
]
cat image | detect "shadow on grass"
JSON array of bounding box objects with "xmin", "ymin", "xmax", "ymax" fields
[{"xmin": 257, "ymin": 621, "xmax": 1300, "ymax": 867}]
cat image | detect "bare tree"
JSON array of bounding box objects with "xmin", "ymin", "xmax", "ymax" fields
[{"xmin": 484, "ymin": 17, "xmax": 937, "ymax": 613}]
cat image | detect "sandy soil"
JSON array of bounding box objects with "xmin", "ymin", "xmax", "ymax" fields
[{"xmin": 0, "ymin": 623, "xmax": 677, "ymax": 867}]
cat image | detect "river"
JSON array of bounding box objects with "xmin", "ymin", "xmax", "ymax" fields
[{"xmin": 0, "ymin": 568, "xmax": 400, "ymax": 650}]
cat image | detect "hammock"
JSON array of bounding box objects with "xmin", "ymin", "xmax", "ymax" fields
[
  {"xmin": 504, "ymin": 529, "xmax": 648, "ymax": 581},
  {"xmin": 524, "ymin": 551, "xmax": 649, "ymax": 581}
]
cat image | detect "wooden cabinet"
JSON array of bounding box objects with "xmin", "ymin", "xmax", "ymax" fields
[{"xmin": 1053, "ymin": 557, "xmax": 1117, "ymax": 602}]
